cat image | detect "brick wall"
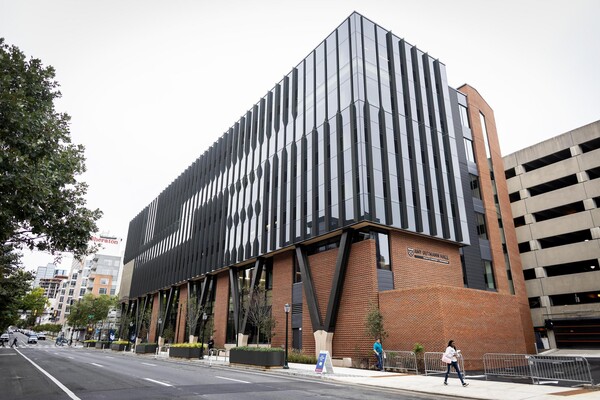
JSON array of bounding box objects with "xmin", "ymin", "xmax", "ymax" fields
[
  {"xmin": 148, "ymin": 293, "xmax": 159, "ymax": 343},
  {"xmin": 380, "ymin": 285, "xmax": 534, "ymax": 370},
  {"xmin": 212, "ymin": 272, "xmax": 230, "ymax": 348},
  {"xmin": 271, "ymin": 252, "xmax": 294, "ymax": 350},
  {"xmin": 175, "ymin": 283, "xmax": 188, "ymax": 343}
]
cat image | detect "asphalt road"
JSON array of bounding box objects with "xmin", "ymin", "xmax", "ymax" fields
[{"xmin": 1, "ymin": 344, "xmax": 459, "ymax": 400}]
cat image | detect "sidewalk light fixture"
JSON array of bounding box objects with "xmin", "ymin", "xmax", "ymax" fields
[{"xmin": 284, "ymin": 303, "xmax": 290, "ymax": 369}]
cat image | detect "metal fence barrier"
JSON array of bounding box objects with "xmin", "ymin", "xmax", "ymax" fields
[
  {"xmin": 483, "ymin": 353, "xmax": 594, "ymax": 385},
  {"xmin": 483, "ymin": 353, "xmax": 531, "ymax": 381},
  {"xmin": 423, "ymin": 351, "xmax": 464, "ymax": 376},
  {"xmin": 528, "ymin": 355, "xmax": 594, "ymax": 385},
  {"xmin": 383, "ymin": 350, "xmax": 418, "ymax": 374}
]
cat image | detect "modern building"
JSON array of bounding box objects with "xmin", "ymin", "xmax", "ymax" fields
[
  {"xmin": 503, "ymin": 120, "xmax": 600, "ymax": 349},
  {"xmin": 120, "ymin": 12, "xmax": 535, "ymax": 367}
]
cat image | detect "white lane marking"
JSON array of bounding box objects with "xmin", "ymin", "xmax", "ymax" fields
[
  {"xmin": 68, "ymin": 357, "xmax": 74, "ymax": 359},
  {"xmin": 0, "ymin": 354, "xmax": 16, "ymax": 356},
  {"xmin": 15, "ymin": 348, "xmax": 81, "ymax": 400},
  {"xmin": 144, "ymin": 378, "xmax": 173, "ymax": 387},
  {"xmin": 90, "ymin": 363, "xmax": 104, "ymax": 367},
  {"xmin": 216, "ymin": 376, "xmax": 250, "ymax": 384},
  {"xmin": 538, "ymin": 381, "xmax": 559, "ymax": 385},
  {"xmin": 105, "ymin": 356, "xmax": 114, "ymax": 359},
  {"xmin": 141, "ymin": 362, "xmax": 157, "ymax": 366}
]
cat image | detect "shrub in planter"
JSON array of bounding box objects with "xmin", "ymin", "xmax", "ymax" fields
[
  {"xmin": 230, "ymin": 346, "xmax": 285, "ymax": 368},
  {"xmin": 110, "ymin": 340, "xmax": 131, "ymax": 352},
  {"xmin": 169, "ymin": 343, "xmax": 204, "ymax": 359},
  {"xmin": 83, "ymin": 340, "xmax": 97, "ymax": 348},
  {"xmin": 135, "ymin": 343, "xmax": 158, "ymax": 354},
  {"xmin": 287, "ymin": 349, "xmax": 317, "ymax": 364}
]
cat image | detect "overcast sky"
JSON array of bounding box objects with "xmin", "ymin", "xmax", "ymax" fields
[{"xmin": 2, "ymin": 0, "xmax": 599, "ymax": 271}]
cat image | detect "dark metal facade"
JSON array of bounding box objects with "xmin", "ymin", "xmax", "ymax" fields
[{"xmin": 124, "ymin": 12, "xmax": 471, "ymax": 298}]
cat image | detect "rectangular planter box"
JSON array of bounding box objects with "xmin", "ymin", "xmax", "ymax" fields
[
  {"xmin": 95, "ymin": 342, "xmax": 110, "ymax": 349},
  {"xmin": 111, "ymin": 343, "xmax": 131, "ymax": 352},
  {"xmin": 169, "ymin": 347, "xmax": 202, "ymax": 359},
  {"xmin": 83, "ymin": 342, "xmax": 96, "ymax": 348},
  {"xmin": 230, "ymin": 349, "xmax": 284, "ymax": 367},
  {"xmin": 135, "ymin": 343, "xmax": 158, "ymax": 354}
]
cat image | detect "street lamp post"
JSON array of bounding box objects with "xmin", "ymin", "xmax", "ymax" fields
[
  {"xmin": 200, "ymin": 312, "xmax": 208, "ymax": 359},
  {"xmin": 284, "ymin": 303, "xmax": 290, "ymax": 369}
]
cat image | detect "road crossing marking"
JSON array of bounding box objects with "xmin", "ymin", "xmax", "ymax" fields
[
  {"xmin": 216, "ymin": 376, "xmax": 250, "ymax": 384},
  {"xmin": 144, "ymin": 378, "xmax": 172, "ymax": 387},
  {"xmin": 141, "ymin": 362, "xmax": 157, "ymax": 366},
  {"xmin": 90, "ymin": 362, "xmax": 104, "ymax": 367}
]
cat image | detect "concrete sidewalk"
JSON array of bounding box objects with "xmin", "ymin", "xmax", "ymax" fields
[
  {"xmin": 270, "ymin": 361, "xmax": 599, "ymax": 400},
  {"xmin": 115, "ymin": 348, "xmax": 600, "ymax": 399}
]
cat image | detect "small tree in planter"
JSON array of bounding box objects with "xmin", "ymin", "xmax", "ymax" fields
[
  {"xmin": 413, "ymin": 342, "xmax": 425, "ymax": 374},
  {"xmin": 245, "ymin": 286, "xmax": 277, "ymax": 345},
  {"xmin": 186, "ymin": 298, "xmax": 203, "ymax": 344}
]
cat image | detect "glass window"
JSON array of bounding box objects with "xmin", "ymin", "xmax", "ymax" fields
[
  {"xmin": 100, "ymin": 278, "xmax": 109, "ymax": 285},
  {"xmin": 99, "ymin": 288, "xmax": 107, "ymax": 295},
  {"xmin": 375, "ymin": 232, "xmax": 391, "ymax": 271},
  {"xmin": 479, "ymin": 112, "xmax": 491, "ymax": 159},
  {"xmin": 483, "ymin": 260, "xmax": 496, "ymax": 290},
  {"xmin": 469, "ymin": 174, "xmax": 482, "ymax": 199},
  {"xmin": 459, "ymin": 105, "xmax": 469, "ymax": 128},
  {"xmin": 464, "ymin": 138, "xmax": 476, "ymax": 163},
  {"xmin": 476, "ymin": 213, "xmax": 488, "ymax": 240}
]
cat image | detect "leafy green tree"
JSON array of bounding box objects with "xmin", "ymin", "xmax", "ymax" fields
[
  {"xmin": 19, "ymin": 287, "xmax": 49, "ymax": 326},
  {"xmin": 0, "ymin": 245, "xmax": 33, "ymax": 331},
  {"xmin": 0, "ymin": 38, "xmax": 102, "ymax": 262},
  {"xmin": 0, "ymin": 38, "xmax": 101, "ymax": 336},
  {"xmin": 34, "ymin": 323, "xmax": 61, "ymax": 334},
  {"xmin": 67, "ymin": 293, "xmax": 116, "ymax": 332}
]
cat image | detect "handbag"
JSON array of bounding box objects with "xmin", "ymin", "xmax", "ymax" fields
[{"xmin": 441, "ymin": 354, "xmax": 452, "ymax": 364}]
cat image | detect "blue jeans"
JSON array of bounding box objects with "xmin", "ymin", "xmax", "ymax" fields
[
  {"xmin": 445, "ymin": 361, "xmax": 465, "ymax": 384},
  {"xmin": 375, "ymin": 353, "xmax": 383, "ymax": 370}
]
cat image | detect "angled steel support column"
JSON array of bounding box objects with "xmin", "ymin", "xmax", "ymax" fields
[
  {"xmin": 160, "ymin": 287, "xmax": 175, "ymax": 338},
  {"xmin": 324, "ymin": 230, "xmax": 353, "ymax": 331},
  {"xmin": 199, "ymin": 275, "xmax": 214, "ymax": 309},
  {"xmin": 295, "ymin": 246, "xmax": 323, "ymax": 331},
  {"xmin": 241, "ymin": 258, "xmax": 264, "ymax": 335}
]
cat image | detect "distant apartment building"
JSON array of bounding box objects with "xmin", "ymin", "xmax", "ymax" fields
[
  {"xmin": 503, "ymin": 120, "xmax": 600, "ymax": 349},
  {"xmin": 55, "ymin": 234, "xmax": 123, "ymax": 325},
  {"xmin": 32, "ymin": 264, "xmax": 68, "ymax": 324},
  {"xmin": 32, "ymin": 263, "xmax": 58, "ymax": 288}
]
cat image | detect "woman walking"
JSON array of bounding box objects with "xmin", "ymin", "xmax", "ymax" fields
[{"xmin": 442, "ymin": 340, "xmax": 468, "ymax": 386}]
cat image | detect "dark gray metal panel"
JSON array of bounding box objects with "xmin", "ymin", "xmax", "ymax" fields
[
  {"xmin": 479, "ymin": 239, "xmax": 492, "ymax": 261},
  {"xmin": 295, "ymin": 247, "xmax": 323, "ymax": 331},
  {"xmin": 449, "ymin": 88, "xmax": 487, "ymax": 290}
]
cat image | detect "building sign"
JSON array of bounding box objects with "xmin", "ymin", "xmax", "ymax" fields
[
  {"xmin": 91, "ymin": 236, "xmax": 120, "ymax": 245},
  {"xmin": 407, "ymin": 247, "xmax": 449, "ymax": 265}
]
